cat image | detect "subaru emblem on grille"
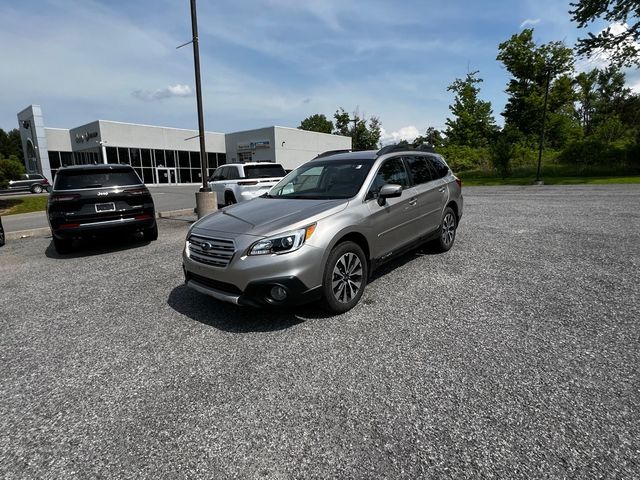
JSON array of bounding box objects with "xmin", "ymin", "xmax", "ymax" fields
[{"xmin": 201, "ymin": 242, "xmax": 213, "ymax": 251}]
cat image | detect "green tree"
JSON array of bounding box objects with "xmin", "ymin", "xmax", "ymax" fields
[
  {"xmin": 0, "ymin": 153, "xmax": 26, "ymax": 189},
  {"xmin": 298, "ymin": 114, "xmax": 334, "ymax": 134},
  {"xmin": 497, "ymin": 29, "xmax": 575, "ymax": 145},
  {"xmin": 333, "ymin": 108, "xmax": 382, "ymax": 150},
  {"xmin": 445, "ymin": 71, "xmax": 497, "ymax": 147},
  {"xmin": 414, "ymin": 127, "xmax": 445, "ymax": 148},
  {"xmin": 570, "ymin": 0, "xmax": 640, "ymax": 68},
  {"xmin": 0, "ymin": 128, "xmax": 24, "ymax": 162},
  {"xmin": 575, "ymin": 70, "xmax": 599, "ymax": 133}
]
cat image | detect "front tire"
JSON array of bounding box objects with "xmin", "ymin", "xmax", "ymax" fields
[
  {"xmin": 321, "ymin": 241, "xmax": 368, "ymax": 314},
  {"xmin": 225, "ymin": 192, "xmax": 237, "ymax": 206},
  {"xmin": 434, "ymin": 206, "xmax": 457, "ymax": 252},
  {"xmin": 31, "ymin": 184, "xmax": 43, "ymax": 194}
]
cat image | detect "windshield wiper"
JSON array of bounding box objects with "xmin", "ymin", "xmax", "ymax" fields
[{"xmin": 260, "ymin": 193, "xmax": 273, "ymax": 198}]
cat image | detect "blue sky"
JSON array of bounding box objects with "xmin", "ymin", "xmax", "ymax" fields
[{"xmin": 1, "ymin": 0, "xmax": 637, "ymax": 142}]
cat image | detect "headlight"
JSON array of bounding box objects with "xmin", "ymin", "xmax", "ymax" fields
[{"xmin": 249, "ymin": 224, "xmax": 316, "ymax": 256}]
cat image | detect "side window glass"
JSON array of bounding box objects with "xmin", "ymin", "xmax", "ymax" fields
[
  {"xmin": 368, "ymin": 158, "xmax": 409, "ymax": 198},
  {"xmin": 227, "ymin": 167, "xmax": 239, "ymax": 180},
  {"xmin": 428, "ymin": 155, "xmax": 449, "ymax": 179},
  {"xmin": 405, "ymin": 156, "xmax": 434, "ymax": 185}
]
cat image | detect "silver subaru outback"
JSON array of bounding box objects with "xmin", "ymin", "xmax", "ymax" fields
[{"xmin": 183, "ymin": 145, "xmax": 463, "ymax": 313}]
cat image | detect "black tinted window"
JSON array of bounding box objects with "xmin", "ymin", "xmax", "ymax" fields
[
  {"xmin": 369, "ymin": 158, "xmax": 409, "ymax": 195},
  {"xmin": 244, "ymin": 164, "xmax": 286, "ymax": 179},
  {"xmin": 405, "ymin": 156, "xmax": 435, "ymax": 185},
  {"xmin": 227, "ymin": 167, "xmax": 240, "ymax": 180},
  {"xmin": 428, "ymin": 155, "xmax": 449, "ymax": 178},
  {"xmin": 54, "ymin": 168, "xmax": 141, "ymax": 190}
]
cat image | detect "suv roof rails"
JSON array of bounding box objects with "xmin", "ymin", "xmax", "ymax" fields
[
  {"xmin": 314, "ymin": 149, "xmax": 353, "ymax": 159},
  {"xmin": 376, "ymin": 143, "xmax": 436, "ymax": 157}
]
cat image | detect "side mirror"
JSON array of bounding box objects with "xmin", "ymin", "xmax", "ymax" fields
[{"xmin": 377, "ymin": 183, "xmax": 402, "ymax": 206}]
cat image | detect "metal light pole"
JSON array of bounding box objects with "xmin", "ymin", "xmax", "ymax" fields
[
  {"xmin": 535, "ymin": 68, "xmax": 551, "ymax": 185},
  {"xmin": 181, "ymin": 0, "xmax": 216, "ymax": 217}
]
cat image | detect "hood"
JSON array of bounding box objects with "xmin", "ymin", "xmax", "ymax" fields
[{"xmin": 192, "ymin": 197, "xmax": 348, "ymax": 237}]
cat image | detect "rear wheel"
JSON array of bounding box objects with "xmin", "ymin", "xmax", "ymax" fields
[
  {"xmin": 31, "ymin": 184, "xmax": 43, "ymax": 194},
  {"xmin": 53, "ymin": 237, "xmax": 72, "ymax": 254},
  {"xmin": 225, "ymin": 192, "xmax": 237, "ymax": 206},
  {"xmin": 433, "ymin": 206, "xmax": 457, "ymax": 252},
  {"xmin": 143, "ymin": 223, "xmax": 158, "ymax": 241},
  {"xmin": 321, "ymin": 241, "xmax": 368, "ymax": 314}
]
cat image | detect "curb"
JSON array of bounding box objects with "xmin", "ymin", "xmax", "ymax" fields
[{"xmin": 4, "ymin": 209, "xmax": 196, "ymax": 241}]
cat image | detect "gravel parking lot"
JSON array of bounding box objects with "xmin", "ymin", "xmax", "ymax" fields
[{"xmin": 1, "ymin": 185, "xmax": 638, "ymax": 478}]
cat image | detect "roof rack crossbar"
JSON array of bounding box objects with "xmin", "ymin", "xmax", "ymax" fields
[
  {"xmin": 376, "ymin": 143, "xmax": 436, "ymax": 157},
  {"xmin": 314, "ymin": 149, "xmax": 353, "ymax": 159}
]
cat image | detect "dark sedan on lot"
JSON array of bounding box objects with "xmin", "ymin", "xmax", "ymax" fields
[{"xmin": 47, "ymin": 164, "xmax": 157, "ymax": 253}]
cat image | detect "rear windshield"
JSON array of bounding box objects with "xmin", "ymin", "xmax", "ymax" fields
[
  {"xmin": 54, "ymin": 169, "xmax": 142, "ymax": 190},
  {"xmin": 244, "ymin": 164, "xmax": 286, "ymax": 179}
]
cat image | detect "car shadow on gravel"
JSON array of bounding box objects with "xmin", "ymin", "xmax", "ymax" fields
[
  {"xmin": 167, "ymin": 284, "xmax": 334, "ymax": 333},
  {"xmin": 368, "ymin": 243, "xmax": 444, "ymax": 284},
  {"xmin": 45, "ymin": 234, "xmax": 152, "ymax": 259}
]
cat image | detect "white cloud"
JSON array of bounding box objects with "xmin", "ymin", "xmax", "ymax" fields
[
  {"xmin": 520, "ymin": 18, "xmax": 540, "ymax": 28},
  {"xmin": 380, "ymin": 125, "xmax": 421, "ymax": 145},
  {"xmin": 132, "ymin": 84, "xmax": 194, "ymax": 101}
]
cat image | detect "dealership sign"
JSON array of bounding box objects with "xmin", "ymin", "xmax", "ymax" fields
[{"xmin": 75, "ymin": 131, "xmax": 98, "ymax": 144}]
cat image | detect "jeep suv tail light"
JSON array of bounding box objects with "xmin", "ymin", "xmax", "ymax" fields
[
  {"xmin": 50, "ymin": 194, "xmax": 81, "ymax": 202},
  {"xmin": 124, "ymin": 187, "xmax": 149, "ymax": 195}
]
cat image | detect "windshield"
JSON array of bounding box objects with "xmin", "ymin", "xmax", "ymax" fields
[
  {"xmin": 267, "ymin": 159, "xmax": 374, "ymax": 200},
  {"xmin": 244, "ymin": 164, "xmax": 286, "ymax": 179},
  {"xmin": 54, "ymin": 169, "xmax": 142, "ymax": 190}
]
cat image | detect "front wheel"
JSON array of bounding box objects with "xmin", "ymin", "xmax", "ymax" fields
[
  {"xmin": 224, "ymin": 192, "xmax": 237, "ymax": 206},
  {"xmin": 321, "ymin": 241, "xmax": 368, "ymax": 314},
  {"xmin": 433, "ymin": 206, "xmax": 457, "ymax": 252},
  {"xmin": 31, "ymin": 184, "xmax": 43, "ymax": 194}
]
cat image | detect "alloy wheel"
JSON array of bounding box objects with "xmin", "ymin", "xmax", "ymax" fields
[
  {"xmin": 441, "ymin": 212, "xmax": 456, "ymax": 246},
  {"xmin": 331, "ymin": 252, "xmax": 363, "ymax": 304}
]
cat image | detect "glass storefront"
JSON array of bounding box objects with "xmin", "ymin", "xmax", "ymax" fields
[{"xmin": 48, "ymin": 147, "xmax": 225, "ymax": 184}]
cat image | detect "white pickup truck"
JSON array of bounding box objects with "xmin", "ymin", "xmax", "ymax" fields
[{"xmin": 208, "ymin": 162, "xmax": 287, "ymax": 207}]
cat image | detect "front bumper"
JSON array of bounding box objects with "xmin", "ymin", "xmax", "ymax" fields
[{"xmin": 183, "ymin": 242, "xmax": 325, "ymax": 307}]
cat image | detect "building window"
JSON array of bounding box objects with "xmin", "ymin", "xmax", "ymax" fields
[
  {"xmin": 141, "ymin": 149, "xmax": 152, "ymax": 167},
  {"xmin": 207, "ymin": 152, "xmax": 218, "ymax": 169},
  {"xmin": 48, "ymin": 151, "xmax": 61, "ymax": 169},
  {"xmin": 142, "ymin": 168, "xmax": 154, "ymax": 184},
  {"xmin": 165, "ymin": 150, "xmax": 175, "ymax": 168},
  {"xmin": 154, "ymin": 150, "xmax": 164, "ymax": 168},
  {"xmin": 117, "ymin": 147, "xmax": 130, "ymax": 165},
  {"xmin": 178, "ymin": 151, "xmax": 190, "ymax": 168},
  {"xmin": 130, "ymin": 148, "xmax": 141, "ymax": 167},
  {"xmin": 179, "ymin": 168, "xmax": 191, "ymax": 183},
  {"xmin": 218, "ymin": 153, "xmax": 226, "ymax": 165},
  {"xmin": 106, "ymin": 147, "xmax": 118, "ymax": 163},
  {"xmin": 61, "ymin": 152, "xmax": 73, "ymax": 166}
]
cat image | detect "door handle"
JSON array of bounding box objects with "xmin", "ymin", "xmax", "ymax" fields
[
  {"xmin": 409, "ymin": 198, "xmax": 417, "ymax": 206},
  {"xmin": 438, "ymin": 187, "xmax": 446, "ymax": 193}
]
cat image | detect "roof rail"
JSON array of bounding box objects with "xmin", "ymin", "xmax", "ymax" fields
[
  {"xmin": 314, "ymin": 149, "xmax": 352, "ymax": 159},
  {"xmin": 376, "ymin": 143, "xmax": 436, "ymax": 157}
]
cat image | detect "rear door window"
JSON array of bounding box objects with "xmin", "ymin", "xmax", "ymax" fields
[
  {"xmin": 55, "ymin": 168, "xmax": 142, "ymax": 190},
  {"xmin": 405, "ymin": 156, "xmax": 435, "ymax": 185},
  {"xmin": 226, "ymin": 166, "xmax": 239, "ymax": 180},
  {"xmin": 427, "ymin": 155, "xmax": 449, "ymax": 178}
]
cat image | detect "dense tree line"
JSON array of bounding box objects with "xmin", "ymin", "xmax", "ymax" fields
[
  {"xmin": 0, "ymin": 128, "xmax": 25, "ymax": 188},
  {"xmin": 298, "ymin": 108, "xmax": 382, "ymax": 151}
]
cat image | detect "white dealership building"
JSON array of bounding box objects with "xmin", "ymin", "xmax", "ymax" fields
[{"xmin": 17, "ymin": 105, "xmax": 351, "ymax": 184}]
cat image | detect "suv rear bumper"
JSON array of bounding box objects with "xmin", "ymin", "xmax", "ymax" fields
[{"xmin": 51, "ymin": 215, "xmax": 155, "ymax": 239}]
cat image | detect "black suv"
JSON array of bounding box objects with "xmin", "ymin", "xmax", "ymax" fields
[{"xmin": 47, "ymin": 164, "xmax": 157, "ymax": 253}]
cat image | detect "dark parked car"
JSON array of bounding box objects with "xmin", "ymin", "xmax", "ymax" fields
[
  {"xmin": 47, "ymin": 164, "xmax": 157, "ymax": 253},
  {"xmin": 0, "ymin": 216, "xmax": 4, "ymax": 247},
  {"xmin": 6, "ymin": 173, "xmax": 50, "ymax": 193}
]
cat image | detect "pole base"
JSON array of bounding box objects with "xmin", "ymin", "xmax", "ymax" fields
[
  {"xmin": 532, "ymin": 180, "xmax": 544, "ymax": 186},
  {"xmin": 195, "ymin": 191, "xmax": 217, "ymax": 219}
]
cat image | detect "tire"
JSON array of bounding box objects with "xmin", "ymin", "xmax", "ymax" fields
[
  {"xmin": 433, "ymin": 206, "xmax": 457, "ymax": 252},
  {"xmin": 321, "ymin": 241, "xmax": 368, "ymax": 314},
  {"xmin": 224, "ymin": 192, "xmax": 237, "ymax": 206},
  {"xmin": 143, "ymin": 222, "xmax": 158, "ymax": 241},
  {"xmin": 0, "ymin": 228, "xmax": 5, "ymax": 247},
  {"xmin": 53, "ymin": 237, "xmax": 73, "ymax": 254},
  {"xmin": 31, "ymin": 184, "xmax": 43, "ymax": 194}
]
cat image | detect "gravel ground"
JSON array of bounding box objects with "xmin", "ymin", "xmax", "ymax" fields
[{"xmin": 0, "ymin": 185, "xmax": 638, "ymax": 479}]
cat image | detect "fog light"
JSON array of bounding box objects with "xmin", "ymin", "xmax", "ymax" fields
[{"xmin": 270, "ymin": 286, "xmax": 287, "ymax": 302}]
